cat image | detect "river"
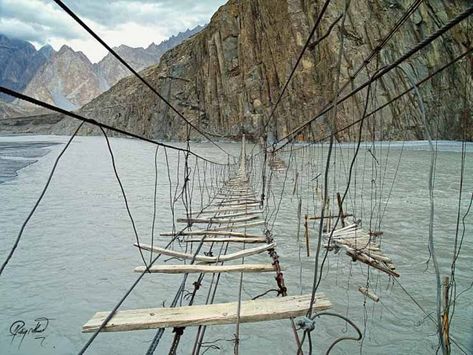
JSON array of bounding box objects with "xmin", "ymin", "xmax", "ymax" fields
[{"xmin": 0, "ymin": 135, "xmax": 471, "ymax": 354}]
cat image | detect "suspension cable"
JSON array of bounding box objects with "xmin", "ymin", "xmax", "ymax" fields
[
  {"xmin": 52, "ymin": 0, "xmax": 235, "ymax": 158},
  {"xmin": 0, "ymin": 86, "xmax": 229, "ymax": 166}
]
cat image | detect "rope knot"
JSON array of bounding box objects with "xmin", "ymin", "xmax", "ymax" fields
[
  {"xmin": 297, "ymin": 316, "xmax": 316, "ymax": 332},
  {"xmin": 193, "ymin": 281, "xmax": 201, "ymax": 290}
]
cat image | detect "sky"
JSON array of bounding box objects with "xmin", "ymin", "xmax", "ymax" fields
[{"xmin": 0, "ymin": 0, "xmax": 227, "ymax": 62}]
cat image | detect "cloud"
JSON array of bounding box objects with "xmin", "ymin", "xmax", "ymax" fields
[
  {"xmin": 0, "ymin": 0, "xmax": 86, "ymax": 41},
  {"xmin": 0, "ymin": 0, "xmax": 227, "ymax": 61}
]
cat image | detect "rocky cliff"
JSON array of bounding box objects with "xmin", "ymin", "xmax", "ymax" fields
[
  {"xmin": 8, "ymin": 1, "xmax": 473, "ymax": 140},
  {"xmin": 95, "ymin": 26, "xmax": 205, "ymax": 88}
]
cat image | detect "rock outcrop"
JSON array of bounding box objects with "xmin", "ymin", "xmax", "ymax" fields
[
  {"xmin": 7, "ymin": 1, "xmax": 473, "ymax": 140},
  {"xmin": 96, "ymin": 26, "xmax": 205, "ymax": 88}
]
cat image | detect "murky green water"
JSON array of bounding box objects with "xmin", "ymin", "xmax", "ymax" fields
[{"xmin": 0, "ymin": 136, "xmax": 471, "ymax": 354}]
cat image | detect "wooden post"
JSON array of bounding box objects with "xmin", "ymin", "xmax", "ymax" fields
[
  {"xmin": 442, "ymin": 276, "xmax": 451, "ymax": 355},
  {"xmin": 336, "ymin": 192, "xmax": 346, "ymax": 227},
  {"xmin": 304, "ymin": 214, "xmax": 310, "ymax": 257}
]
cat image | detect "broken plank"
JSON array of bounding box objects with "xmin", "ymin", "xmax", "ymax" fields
[
  {"xmin": 134, "ymin": 263, "xmax": 277, "ymax": 274},
  {"xmin": 135, "ymin": 242, "xmax": 276, "ymax": 263},
  {"xmin": 359, "ymin": 287, "xmax": 380, "ymax": 302},
  {"xmin": 82, "ymin": 293, "xmax": 331, "ymax": 332}
]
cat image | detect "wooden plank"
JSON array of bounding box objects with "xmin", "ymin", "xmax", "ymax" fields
[
  {"xmin": 212, "ymin": 220, "xmax": 265, "ymax": 230},
  {"xmin": 183, "ymin": 237, "xmax": 267, "ymax": 243},
  {"xmin": 201, "ymin": 206, "xmax": 261, "ymax": 213},
  {"xmin": 176, "ymin": 215, "xmax": 259, "ymax": 224},
  {"xmin": 345, "ymin": 249, "xmax": 399, "ymax": 277},
  {"xmin": 217, "ymin": 199, "xmax": 260, "ymax": 204},
  {"xmin": 196, "ymin": 211, "xmax": 262, "ymax": 219},
  {"xmin": 308, "ymin": 214, "xmax": 353, "ymax": 220},
  {"xmin": 134, "ymin": 263, "xmax": 277, "ymax": 274},
  {"xmin": 215, "ymin": 198, "xmax": 258, "ymax": 204},
  {"xmin": 359, "ymin": 287, "xmax": 380, "ymax": 302},
  {"xmin": 82, "ymin": 293, "xmax": 331, "ymax": 332},
  {"xmin": 216, "ymin": 202, "xmax": 260, "ymax": 208},
  {"xmin": 215, "ymin": 194, "xmax": 255, "ymax": 199},
  {"xmin": 135, "ymin": 242, "xmax": 276, "ymax": 263},
  {"xmin": 161, "ymin": 230, "xmax": 264, "ymax": 238},
  {"xmin": 211, "ymin": 211, "xmax": 263, "ymax": 218}
]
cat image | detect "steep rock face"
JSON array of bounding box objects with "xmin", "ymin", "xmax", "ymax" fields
[
  {"xmin": 95, "ymin": 26, "xmax": 205, "ymax": 88},
  {"xmin": 95, "ymin": 45, "xmax": 156, "ymax": 89},
  {"xmin": 0, "ymin": 34, "xmax": 53, "ymax": 102},
  {"xmin": 19, "ymin": 45, "xmax": 105, "ymax": 110},
  {"xmin": 23, "ymin": 1, "xmax": 473, "ymax": 140}
]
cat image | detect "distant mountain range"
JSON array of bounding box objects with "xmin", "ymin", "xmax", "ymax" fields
[
  {"xmin": 0, "ymin": 25, "xmax": 204, "ymax": 117},
  {"xmin": 0, "ymin": 34, "xmax": 53, "ymax": 102}
]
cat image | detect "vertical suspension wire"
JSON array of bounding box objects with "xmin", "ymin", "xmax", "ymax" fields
[
  {"xmin": 0, "ymin": 121, "xmax": 84, "ymax": 276},
  {"xmin": 398, "ymin": 65, "xmax": 445, "ymax": 353},
  {"xmin": 100, "ymin": 127, "xmax": 149, "ymax": 269},
  {"xmin": 150, "ymin": 145, "xmax": 160, "ymax": 263}
]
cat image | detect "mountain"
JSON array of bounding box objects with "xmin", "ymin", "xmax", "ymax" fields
[
  {"xmin": 95, "ymin": 26, "xmax": 205, "ymax": 88},
  {"xmin": 19, "ymin": 45, "xmax": 105, "ymax": 111},
  {"xmin": 3, "ymin": 25, "xmax": 204, "ymax": 112},
  {"xmin": 0, "ymin": 34, "xmax": 53, "ymax": 102},
  {"xmin": 146, "ymin": 25, "xmax": 205, "ymax": 58},
  {"xmin": 3, "ymin": 1, "xmax": 471, "ymax": 140},
  {"xmin": 94, "ymin": 45, "xmax": 156, "ymax": 90}
]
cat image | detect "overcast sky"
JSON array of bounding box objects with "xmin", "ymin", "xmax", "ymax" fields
[{"xmin": 0, "ymin": 0, "xmax": 227, "ymax": 62}]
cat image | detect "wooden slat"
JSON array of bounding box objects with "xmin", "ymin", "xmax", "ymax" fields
[
  {"xmin": 200, "ymin": 206, "xmax": 262, "ymax": 214},
  {"xmin": 211, "ymin": 211, "xmax": 263, "ymax": 218},
  {"xmin": 161, "ymin": 230, "xmax": 264, "ymax": 238},
  {"xmin": 82, "ymin": 293, "xmax": 331, "ymax": 332},
  {"xmin": 135, "ymin": 242, "xmax": 276, "ymax": 263},
  {"xmin": 183, "ymin": 237, "xmax": 266, "ymax": 243},
  {"xmin": 216, "ymin": 202, "xmax": 260, "ymax": 208},
  {"xmin": 215, "ymin": 194, "xmax": 255, "ymax": 199},
  {"xmin": 212, "ymin": 220, "xmax": 265, "ymax": 230},
  {"xmin": 217, "ymin": 199, "xmax": 260, "ymax": 204},
  {"xmin": 134, "ymin": 263, "xmax": 277, "ymax": 274},
  {"xmin": 215, "ymin": 197, "xmax": 258, "ymax": 203},
  {"xmin": 176, "ymin": 215, "xmax": 259, "ymax": 224}
]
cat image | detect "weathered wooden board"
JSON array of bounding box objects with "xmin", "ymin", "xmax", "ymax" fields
[
  {"xmin": 134, "ymin": 263, "xmax": 277, "ymax": 274},
  {"xmin": 176, "ymin": 215, "xmax": 259, "ymax": 224},
  {"xmin": 135, "ymin": 242, "xmax": 276, "ymax": 263},
  {"xmin": 216, "ymin": 202, "xmax": 260, "ymax": 208},
  {"xmin": 215, "ymin": 198, "xmax": 259, "ymax": 204},
  {"xmin": 212, "ymin": 220, "xmax": 265, "ymax": 230},
  {"xmin": 82, "ymin": 293, "xmax": 331, "ymax": 332},
  {"xmin": 182, "ymin": 237, "xmax": 266, "ymax": 243},
  {"xmin": 210, "ymin": 211, "xmax": 263, "ymax": 218},
  {"xmin": 161, "ymin": 230, "xmax": 264, "ymax": 238},
  {"xmin": 200, "ymin": 206, "xmax": 262, "ymax": 214}
]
